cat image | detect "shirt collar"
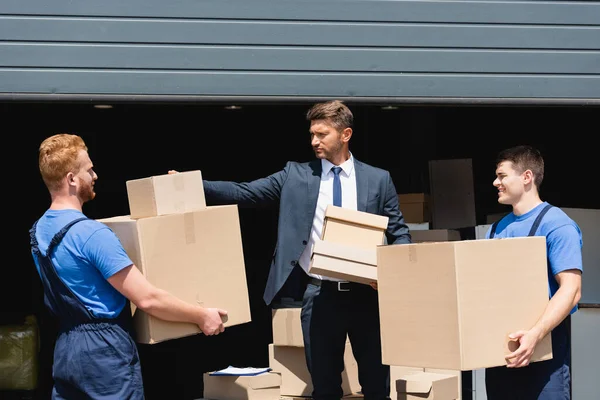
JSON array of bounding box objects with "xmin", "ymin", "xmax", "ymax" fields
[{"xmin": 322, "ymin": 153, "xmax": 354, "ymax": 176}]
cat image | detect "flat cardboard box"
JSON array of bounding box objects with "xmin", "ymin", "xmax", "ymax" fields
[
  {"xmin": 398, "ymin": 193, "xmax": 430, "ymax": 223},
  {"xmin": 378, "ymin": 237, "xmax": 552, "ymax": 370},
  {"xmin": 322, "ymin": 205, "xmax": 388, "ymax": 250},
  {"xmin": 410, "ymin": 229, "xmax": 461, "ymax": 243},
  {"xmin": 98, "ymin": 205, "xmax": 251, "ymax": 344},
  {"xmin": 390, "ymin": 366, "xmax": 424, "ymax": 396},
  {"xmin": 396, "ymin": 372, "xmax": 459, "ymax": 400},
  {"xmin": 203, "ymin": 372, "xmax": 281, "ymax": 400},
  {"xmin": 272, "ymin": 308, "xmax": 304, "ymax": 347},
  {"xmin": 268, "ymin": 342, "xmax": 359, "ymax": 396},
  {"xmin": 309, "ymin": 239, "xmax": 377, "ymax": 284},
  {"xmin": 424, "ymin": 369, "xmax": 462, "ymax": 400},
  {"xmin": 126, "ymin": 170, "xmax": 206, "ymax": 219}
]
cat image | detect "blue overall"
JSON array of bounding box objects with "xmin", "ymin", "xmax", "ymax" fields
[
  {"xmin": 30, "ymin": 217, "xmax": 144, "ymax": 400},
  {"xmin": 486, "ymin": 204, "xmax": 572, "ymax": 399}
]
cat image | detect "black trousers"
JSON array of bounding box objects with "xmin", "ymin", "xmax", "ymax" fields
[{"xmin": 301, "ymin": 279, "xmax": 389, "ymax": 400}]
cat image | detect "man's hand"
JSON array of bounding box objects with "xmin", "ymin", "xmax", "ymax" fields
[
  {"xmin": 198, "ymin": 308, "xmax": 228, "ymax": 336},
  {"xmin": 505, "ymin": 326, "xmax": 543, "ymax": 368},
  {"xmin": 168, "ymin": 170, "xmax": 179, "ymax": 175}
]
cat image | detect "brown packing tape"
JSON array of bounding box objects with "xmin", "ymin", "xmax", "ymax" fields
[
  {"xmin": 286, "ymin": 310, "xmax": 296, "ymax": 344},
  {"xmin": 184, "ymin": 212, "xmax": 195, "ymax": 245},
  {"xmin": 408, "ymin": 245, "xmax": 418, "ymax": 263},
  {"xmin": 172, "ymin": 172, "xmax": 185, "ymax": 191}
]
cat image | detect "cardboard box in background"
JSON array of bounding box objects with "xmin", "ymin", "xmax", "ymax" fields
[
  {"xmin": 272, "ymin": 308, "xmax": 304, "ymax": 347},
  {"xmin": 398, "ymin": 193, "xmax": 430, "ymax": 223},
  {"xmin": 321, "ymin": 205, "xmax": 388, "ymax": 249},
  {"xmin": 309, "ymin": 239, "xmax": 377, "ymax": 284},
  {"xmin": 410, "ymin": 229, "xmax": 461, "ymax": 243},
  {"xmin": 396, "ymin": 372, "xmax": 459, "ymax": 400},
  {"xmin": 425, "ymin": 369, "xmax": 461, "ymax": 400},
  {"xmin": 428, "ymin": 159, "xmax": 476, "ymax": 230},
  {"xmin": 268, "ymin": 341, "xmax": 359, "ymax": 397},
  {"xmin": 126, "ymin": 170, "xmax": 206, "ymax": 219},
  {"xmin": 203, "ymin": 372, "xmax": 281, "ymax": 400},
  {"xmin": 378, "ymin": 237, "xmax": 552, "ymax": 370},
  {"xmin": 99, "ymin": 205, "xmax": 251, "ymax": 344}
]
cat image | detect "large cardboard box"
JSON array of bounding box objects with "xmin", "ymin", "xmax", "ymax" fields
[
  {"xmin": 272, "ymin": 308, "xmax": 304, "ymax": 347},
  {"xmin": 396, "ymin": 372, "xmax": 459, "ymax": 400},
  {"xmin": 390, "ymin": 366, "xmax": 424, "ymax": 396},
  {"xmin": 322, "ymin": 206, "xmax": 388, "ymax": 249},
  {"xmin": 378, "ymin": 237, "xmax": 552, "ymax": 370},
  {"xmin": 203, "ymin": 372, "xmax": 281, "ymax": 400},
  {"xmin": 398, "ymin": 193, "xmax": 430, "ymax": 223},
  {"xmin": 309, "ymin": 239, "xmax": 377, "ymax": 284},
  {"xmin": 98, "ymin": 205, "xmax": 251, "ymax": 344},
  {"xmin": 126, "ymin": 170, "xmax": 206, "ymax": 219},
  {"xmin": 268, "ymin": 342, "xmax": 359, "ymax": 396}
]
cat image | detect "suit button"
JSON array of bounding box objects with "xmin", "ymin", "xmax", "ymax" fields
[
  {"xmin": 291, "ymin": 261, "xmax": 296, "ymax": 266},
  {"xmin": 302, "ymin": 240, "xmax": 307, "ymax": 245}
]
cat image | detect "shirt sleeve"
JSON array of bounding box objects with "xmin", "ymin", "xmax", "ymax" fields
[
  {"xmin": 81, "ymin": 226, "xmax": 134, "ymax": 279},
  {"xmin": 546, "ymin": 223, "xmax": 583, "ymax": 277}
]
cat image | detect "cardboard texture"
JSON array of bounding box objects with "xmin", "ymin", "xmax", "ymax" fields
[
  {"xmin": 268, "ymin": 342, "xmax": 359, "ymax": 396},
  {"xmin": 378, "ymin": 237, "xmax": 553, "ymax": 370},
  {"xmin": 424, "ymin": 369, "xmax": 461, "ymax": 400},
  {"xmin": 99, "ymin": 205, "xmax": 251, "ymax": 344},
  {"xmin": 322, "ymin": 205, "xmax": 388, "ymax": 249},
  {"xmin": 398, "ymin": 193, "xmax": 430, "ymax": 223},
  {"xmin": 396, "ymin": 372, "xmax": 459, "ymax": 400},
  {"xmin": 410, "ymin": 229, "xmax": 461, "ymax": 243},
  {"xmin": 126, "ymin": 170, "xmax": 206, "ymax": 219},
  {"xmin": 390, "ymin": 366, "xmax": 424, "ymax": 396},
  {"xmin": 203, "ymin": 372, "xmax": 281, "ymax": 400},
  {"xmin": 309, "ymin": 239, "xmax": 377, "ymax": 284},
  {"xmin": 272, "ymin": 308, "xmax": 304, "ymax": 347}
]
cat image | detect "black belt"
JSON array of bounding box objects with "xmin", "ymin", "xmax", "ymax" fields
[{"xmin": 309, "ymin": 277, "xmax": 352, "ymax": 292}]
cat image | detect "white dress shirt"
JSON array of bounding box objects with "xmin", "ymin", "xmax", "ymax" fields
[{"xmin": 298, "ymin": 155, "xmax": 358, "ymax": 281}]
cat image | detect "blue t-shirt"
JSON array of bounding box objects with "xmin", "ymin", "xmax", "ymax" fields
[
  {"xmin": 486, "ymin": 202, "xmax": 583, "ymax": 314},
  {"xmin": 31, "ymin": 209, "xmax": 133, "ymax": 318}
]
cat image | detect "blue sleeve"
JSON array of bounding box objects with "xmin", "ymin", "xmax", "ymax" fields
[
  {"xmin": 546, "ymin": 224, "xmax": 583, "ymax": 277},
  {"xmin": 81, "ymin": 227, "xmax": 134, "ymax": 279}
]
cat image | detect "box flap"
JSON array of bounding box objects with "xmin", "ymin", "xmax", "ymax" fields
[
  {"xmin": 324, "ymin": 205, "xmax": 388, "ymax": 230},
  {"xmin": 244, "ymin": 372, "xmax": 282, "ymax": 389},
  {"xmin": 313, "ymin": 239, "xmax": 377, "ymax": 265}
]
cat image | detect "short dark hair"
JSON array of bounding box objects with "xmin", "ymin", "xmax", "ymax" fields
[
  {"xmin": 497, "ymin": 145, "xmax": 545, "ymax": 190},
  {"xmin": 306, "ymin": 100, "xmax": 353, "ymax": 130}
]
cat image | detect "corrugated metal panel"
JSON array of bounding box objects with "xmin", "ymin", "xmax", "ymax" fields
[{"xmin": 0, "ymin": 0, "xmax": 599, "ymax": 103}]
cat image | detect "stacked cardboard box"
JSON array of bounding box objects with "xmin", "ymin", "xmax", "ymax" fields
[
  {"xmin": 309, "ymin": 205, "xmax": 388, "ymax": 283},
  {"xmin": 98, "ymin": 170, "xmax": 252, "ymax": 344},
  {"xmin": 268, "ymin": 308, "xmax": 360, "ymax": 397},
  {"xmin": 203, "ymin": 372, "xmax": 282, "ymax": 400}
]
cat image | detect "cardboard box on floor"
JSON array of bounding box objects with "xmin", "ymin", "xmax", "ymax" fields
[
  {"xmin": 378, "ymin": 236, "xmax": 552, "ymax": 370},
  {"xmin": 390, "ymin": 366, "xmax": 424, "ymax": 396},
  {"xmin": 398, "ymin": 193, "xmax": 430, "ymax": 223},
  {"xmin": 396, "ymin": 372, "xmax": 459, "ymax": 400},
  {"xmin": 126, "ymin": 170, "xmax": 206, "ymax": 219},
  {"xmin": 321, "ymin": 205, "xmax": 388, "ymax": 249},
  {"xmin": 268, "ymin": 342, "xmax": 359, "ymax": 397},
  {"xmin": 203, "ymin": 372, "xmax": 281, "ymax": 400},
  {"xmin": 272, "ymin": 308, "xmax": 304, "ymax": 347},
  {"xmin": 98, "ymin": 205, "xmax": 251, "ymax": 344}
]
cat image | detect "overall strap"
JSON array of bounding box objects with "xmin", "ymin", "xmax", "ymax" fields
[
  {"xmin": 46, "ymin": 217, "xmax": 90, "ymax": 256},
  {"xmin": 489, "ymin": 219, "xmax": 501, "ymax": 239},
  {"xmin": 528, "ymin": 204, "xmax": 554, "ymax": 237}
]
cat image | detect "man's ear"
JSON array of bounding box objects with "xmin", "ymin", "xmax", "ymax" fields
[
  {"xmin": 341, "ymin": 127, "xmax": 352, "ymax": 143},
  {"xmin": 66, "ymin": 172, "xmax": 76, "ymax": 186},
  {"xmin": 522, "ymin": 169, "xmax": 534, "ymax": 184}
]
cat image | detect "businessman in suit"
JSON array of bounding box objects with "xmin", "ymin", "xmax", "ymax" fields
[{"xmin": 178, "ymin": 100, "xmax": 411, "ymax": 400}]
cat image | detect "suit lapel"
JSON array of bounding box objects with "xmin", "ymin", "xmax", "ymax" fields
[
  {"xmin": 306, "ymin": 160, "xmax": 322, "ymax": 230},
  {"xmin": 354, "ymin": 159, "xmax": 369, "ymax": 212}
]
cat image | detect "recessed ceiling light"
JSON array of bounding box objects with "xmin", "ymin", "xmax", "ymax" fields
[
  {"xmin": 94, "ymin": 104, "xmax": 113, "ymax": 109},
  {"xmin": 381, "ymin": 105, "xmax": 398, "ymax": 110},
  {"xmin": 224, "ymin": 105, "xmax": 242, "ymax": 110}
]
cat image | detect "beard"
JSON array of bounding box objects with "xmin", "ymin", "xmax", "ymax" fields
[{"xmin": 77, "ymin": 180, "xmax": 96, "ymax": 203}]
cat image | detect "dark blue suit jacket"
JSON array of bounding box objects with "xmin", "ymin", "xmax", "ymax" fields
[{"xmin": 204, "ymin": 158, "xmax": 411, "ymax": 305}]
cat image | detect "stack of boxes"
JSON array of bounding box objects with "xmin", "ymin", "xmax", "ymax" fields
[
  {"xmin": 203, "ymin": 372, "xmax": 283, "ymax": 400},
  {"xmin": 98, "ymin": 170, "xmax": 252, "ymax": 344},
  {"xmin": 268, "ymin": 307, "xmax": 360, "ymax": 397}
]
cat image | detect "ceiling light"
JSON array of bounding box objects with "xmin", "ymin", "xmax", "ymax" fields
[
  {"xmin": 381, "ymin": 105, "xmax": 398, "ymax": 110},
  {"xmin": 224, "ymin": 105, "xmax": 242, "ymax": 110},
  {"xmin": 94, "ymin": 104, "xmax": 113, "ymax": 109}
]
